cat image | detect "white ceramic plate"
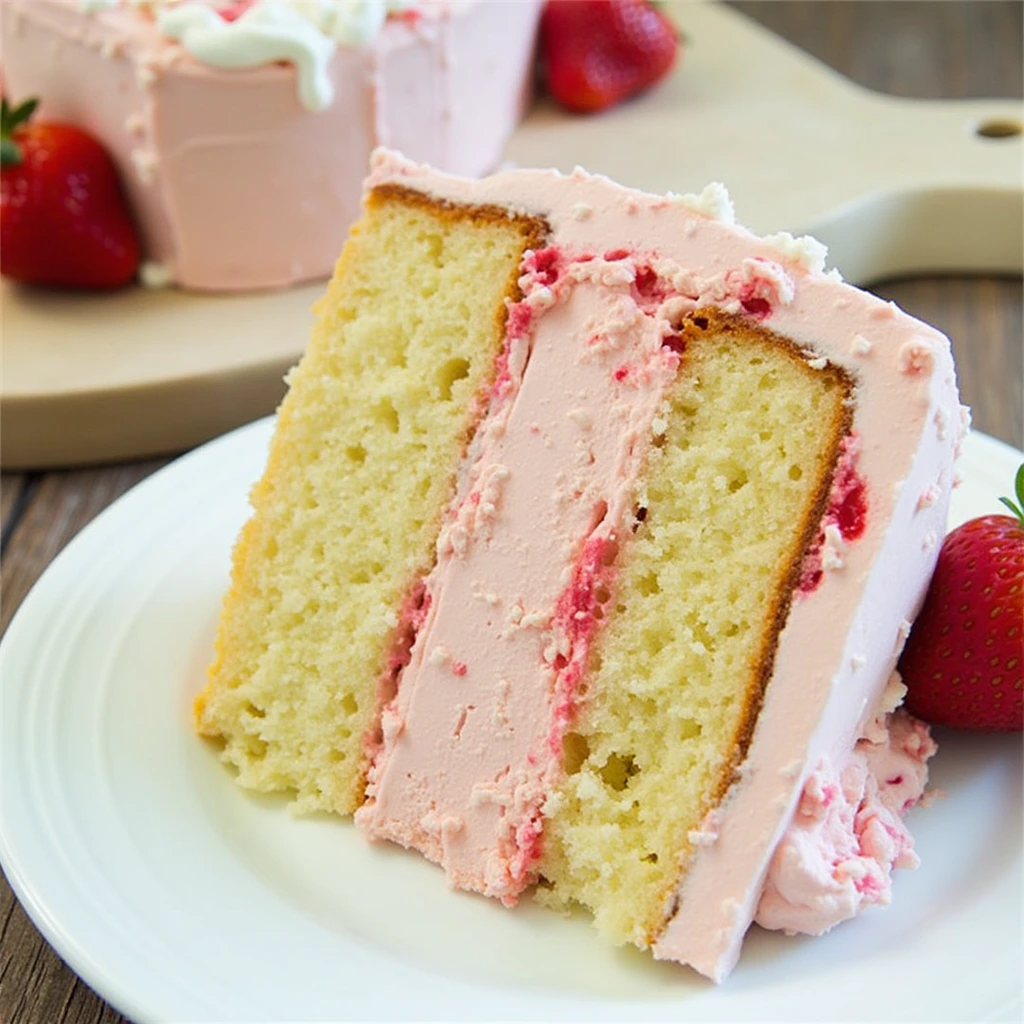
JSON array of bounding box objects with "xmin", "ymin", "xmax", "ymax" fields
[{"xmin": 1, "ymin": 422, "xmax": 1021, "ymax": 1023}]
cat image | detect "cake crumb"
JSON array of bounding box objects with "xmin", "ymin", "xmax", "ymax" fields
[
  {"xmin": 721, "ymin": 898, "xmax": 743, "ymax": 925},
  {"xmin": 429, "ymin": 645, "xmax": 453, "ymax": 666},
  {"xmin": 897, "ymin": 339, "xmax": 935, "ymax": 375},
  {"xmin": 916, "ymin": 483, "xmax": 941, "ymax": 511},
  {"xmin": 687, "ymin": 809, "xmax": 722, "ymax": 847},
  {"xmin": 471, "ymin": 783, "xmax": 512, "ymax": 808},
  {"xmin": 671, "ymin": 182, "xmax": 736, "ymax": 224},
  {"xmin": 124, "ymin": 111, "xmax": 146, "ymax": 136},
  {"xmin": 441, "ymin": 815, "xmax": 464, "ymax": 837},
  {"xmin": 568, "ymin": 408, "xmax": 593, "ymax": 431},
  {"xmin": 851, "ymin": 333, "xmax": 872, "ymax": 356},
  {"xmin": 139, "ymin": 261, "xmax": 174, "ymax": 289},
  {"xmin": 956, "ymin": 405, "xmax": 972, "ymax": 457},
  {"xmin": 526, "ymin": 286, "xmax": 556, "ymax": 312},
  {"xmin": 130, "ymin": 148, "xmax": 158, "ymax": 185},
  {"xmin": 821, "ymin": 524, "xmax": 845, "ymax": 571},
  {"xmin": 521, "ymin": 611, "xmax": 551, "ymax": 630},
  {"xmin": 761, "ymin": 231, "xmax": 828, "ymax": 274}
]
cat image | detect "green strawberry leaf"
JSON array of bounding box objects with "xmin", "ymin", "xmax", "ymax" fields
[
  {"xmin": 998, "ymin": 462, "xmax": 1024, "ymax": 525},
  {"xmin": 0, "ymin": 137, "xmax": 21, "ymax": 166},
  {"xmin": 1, "ymin": 96, "xmax": 40, "ymax": 168}
]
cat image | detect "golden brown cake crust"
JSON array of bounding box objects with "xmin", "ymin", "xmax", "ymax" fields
[
  {"xmin": 678, "ymin": 308, "xmax": 855, "ymax": 805},
  {"xmin": 369, "ymin": 183, "xmax": 548, "ymax": 250}
]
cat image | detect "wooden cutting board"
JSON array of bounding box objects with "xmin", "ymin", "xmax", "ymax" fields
[{"xmin": 3, "ymin": 0, "xmax": 1021, "ymax": 470}]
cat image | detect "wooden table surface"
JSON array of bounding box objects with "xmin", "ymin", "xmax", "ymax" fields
[{"xmin": 1, "ymin": 3, "xmax": 1022, "ymax": 1022}]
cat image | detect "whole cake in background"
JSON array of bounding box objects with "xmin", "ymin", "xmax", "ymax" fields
[
  {"xmin": 194, "ymin": 149, "xmax": 966, "ymax": 982},
  {"xmin": 0, "ymin": 0, "xmax": 541, "ymax": 291}
]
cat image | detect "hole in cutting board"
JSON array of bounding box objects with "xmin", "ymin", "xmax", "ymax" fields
[{"xmin": 975, "ymin": 118, "xmax": 1022, "ymax": 139}]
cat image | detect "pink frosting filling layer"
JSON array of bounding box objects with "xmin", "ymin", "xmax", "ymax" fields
[
  {"xmin": 357, "ymin": 246, "xmax": 683, "ymax": 901},
  {"xmin": 356, "ymin": 151, "xmax": 964, "ymax": 981}
]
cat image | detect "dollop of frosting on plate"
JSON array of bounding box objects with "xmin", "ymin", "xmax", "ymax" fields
[{"xmin": 755, "ymin": 673, "xmax": 936, "ymax": 935}]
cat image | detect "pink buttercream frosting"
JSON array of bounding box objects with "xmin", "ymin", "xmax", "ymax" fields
[
  {"xmin": 355, "ymin": 151, "xmax": 963, "ymax": 981},
  {"xmin": 756, "ymin": 674, "xmax": 936, "ymax": 935},
  {"xmin": 357, "ymin": 244, "xmax": 685, "ymax": 901},
  {"xmin": 797, "ymin": 435, "xmax": 869, "ymax": 594}
]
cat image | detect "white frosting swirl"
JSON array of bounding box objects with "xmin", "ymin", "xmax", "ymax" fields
[
  {"xmin": 81, "ymin": 0, "xmax": 184, "ymax": 9},
  {"xmin": 155, "ymin": 1, "xmax": 414, "ymax": 110},
  {"xmin": 158, "ymin": 2, "xmax": 335, "ymax": 109}
]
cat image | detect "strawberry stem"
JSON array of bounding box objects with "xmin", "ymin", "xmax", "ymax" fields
[
  {"xmin": 1, "ymin": 96, "xmax": 40, "ymax": 168},
  {"xmin": 998, "ymin": 462, "xmax": 1024, "ymax": 525}
]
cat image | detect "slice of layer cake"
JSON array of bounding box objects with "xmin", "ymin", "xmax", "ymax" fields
[{"xmin": 196, "ymin": 150, "xmax": 964, "ymax": 980}]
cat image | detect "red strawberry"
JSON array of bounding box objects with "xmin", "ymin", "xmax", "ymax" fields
[
  {"xmin": 1, "ymin": 97, "xmax": 140, "ymax": 289},
  {"xmin": 216, "ymin": 0, "xmax": 255, "ymax": 22},
  {"xmin": 899, "ymin": 464, "xmax": 1024, "ymax": 732},
  {"xmin": 541, "ymin": 0, "xmax": 680, "ymax": 114}
]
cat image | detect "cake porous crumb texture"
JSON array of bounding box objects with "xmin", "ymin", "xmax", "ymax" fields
[
  {"xmin": 195, "ymin": 190, "xmax": 546, "ymax": 813},
  {"xmin": 538, "ymin": 313, "xmax": 852, "ymax": 946}
]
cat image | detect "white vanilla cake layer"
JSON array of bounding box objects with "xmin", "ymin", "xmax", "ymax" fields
[
  {"xmin": 0, "ymin": 0, "xmax": 539, "ymax": 290},
  {"xmin": 366, "ymin": 150, "xmax": 964, "ymax": 979}
]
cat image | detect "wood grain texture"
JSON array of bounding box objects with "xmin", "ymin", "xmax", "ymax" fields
[
  {"xmin": 1, "ymin": 477, "xmax": 30, "ymax": 551},
  {"xmin": 729, "ymin": 0, "xmax": 1024, "ymax": 99},
  {"xmin": 872, "ymin": 276, "xmax": 1023, "ymax": 448},
  {"xmin": 1, "ymin": 4, "xmax": 1021, "ymax": 1022},
  {"xmin": 0, "ymin": 462, "xmax": 168, "ymax": 636}
]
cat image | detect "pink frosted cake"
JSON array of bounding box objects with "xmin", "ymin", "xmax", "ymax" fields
[
  {"xmin": 0, "ymin": 0, "xmax": 540, "ymax": 291},
  {"xmin": 195, "ymin": 150, "xmax": 965, "ymax": 980}
]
